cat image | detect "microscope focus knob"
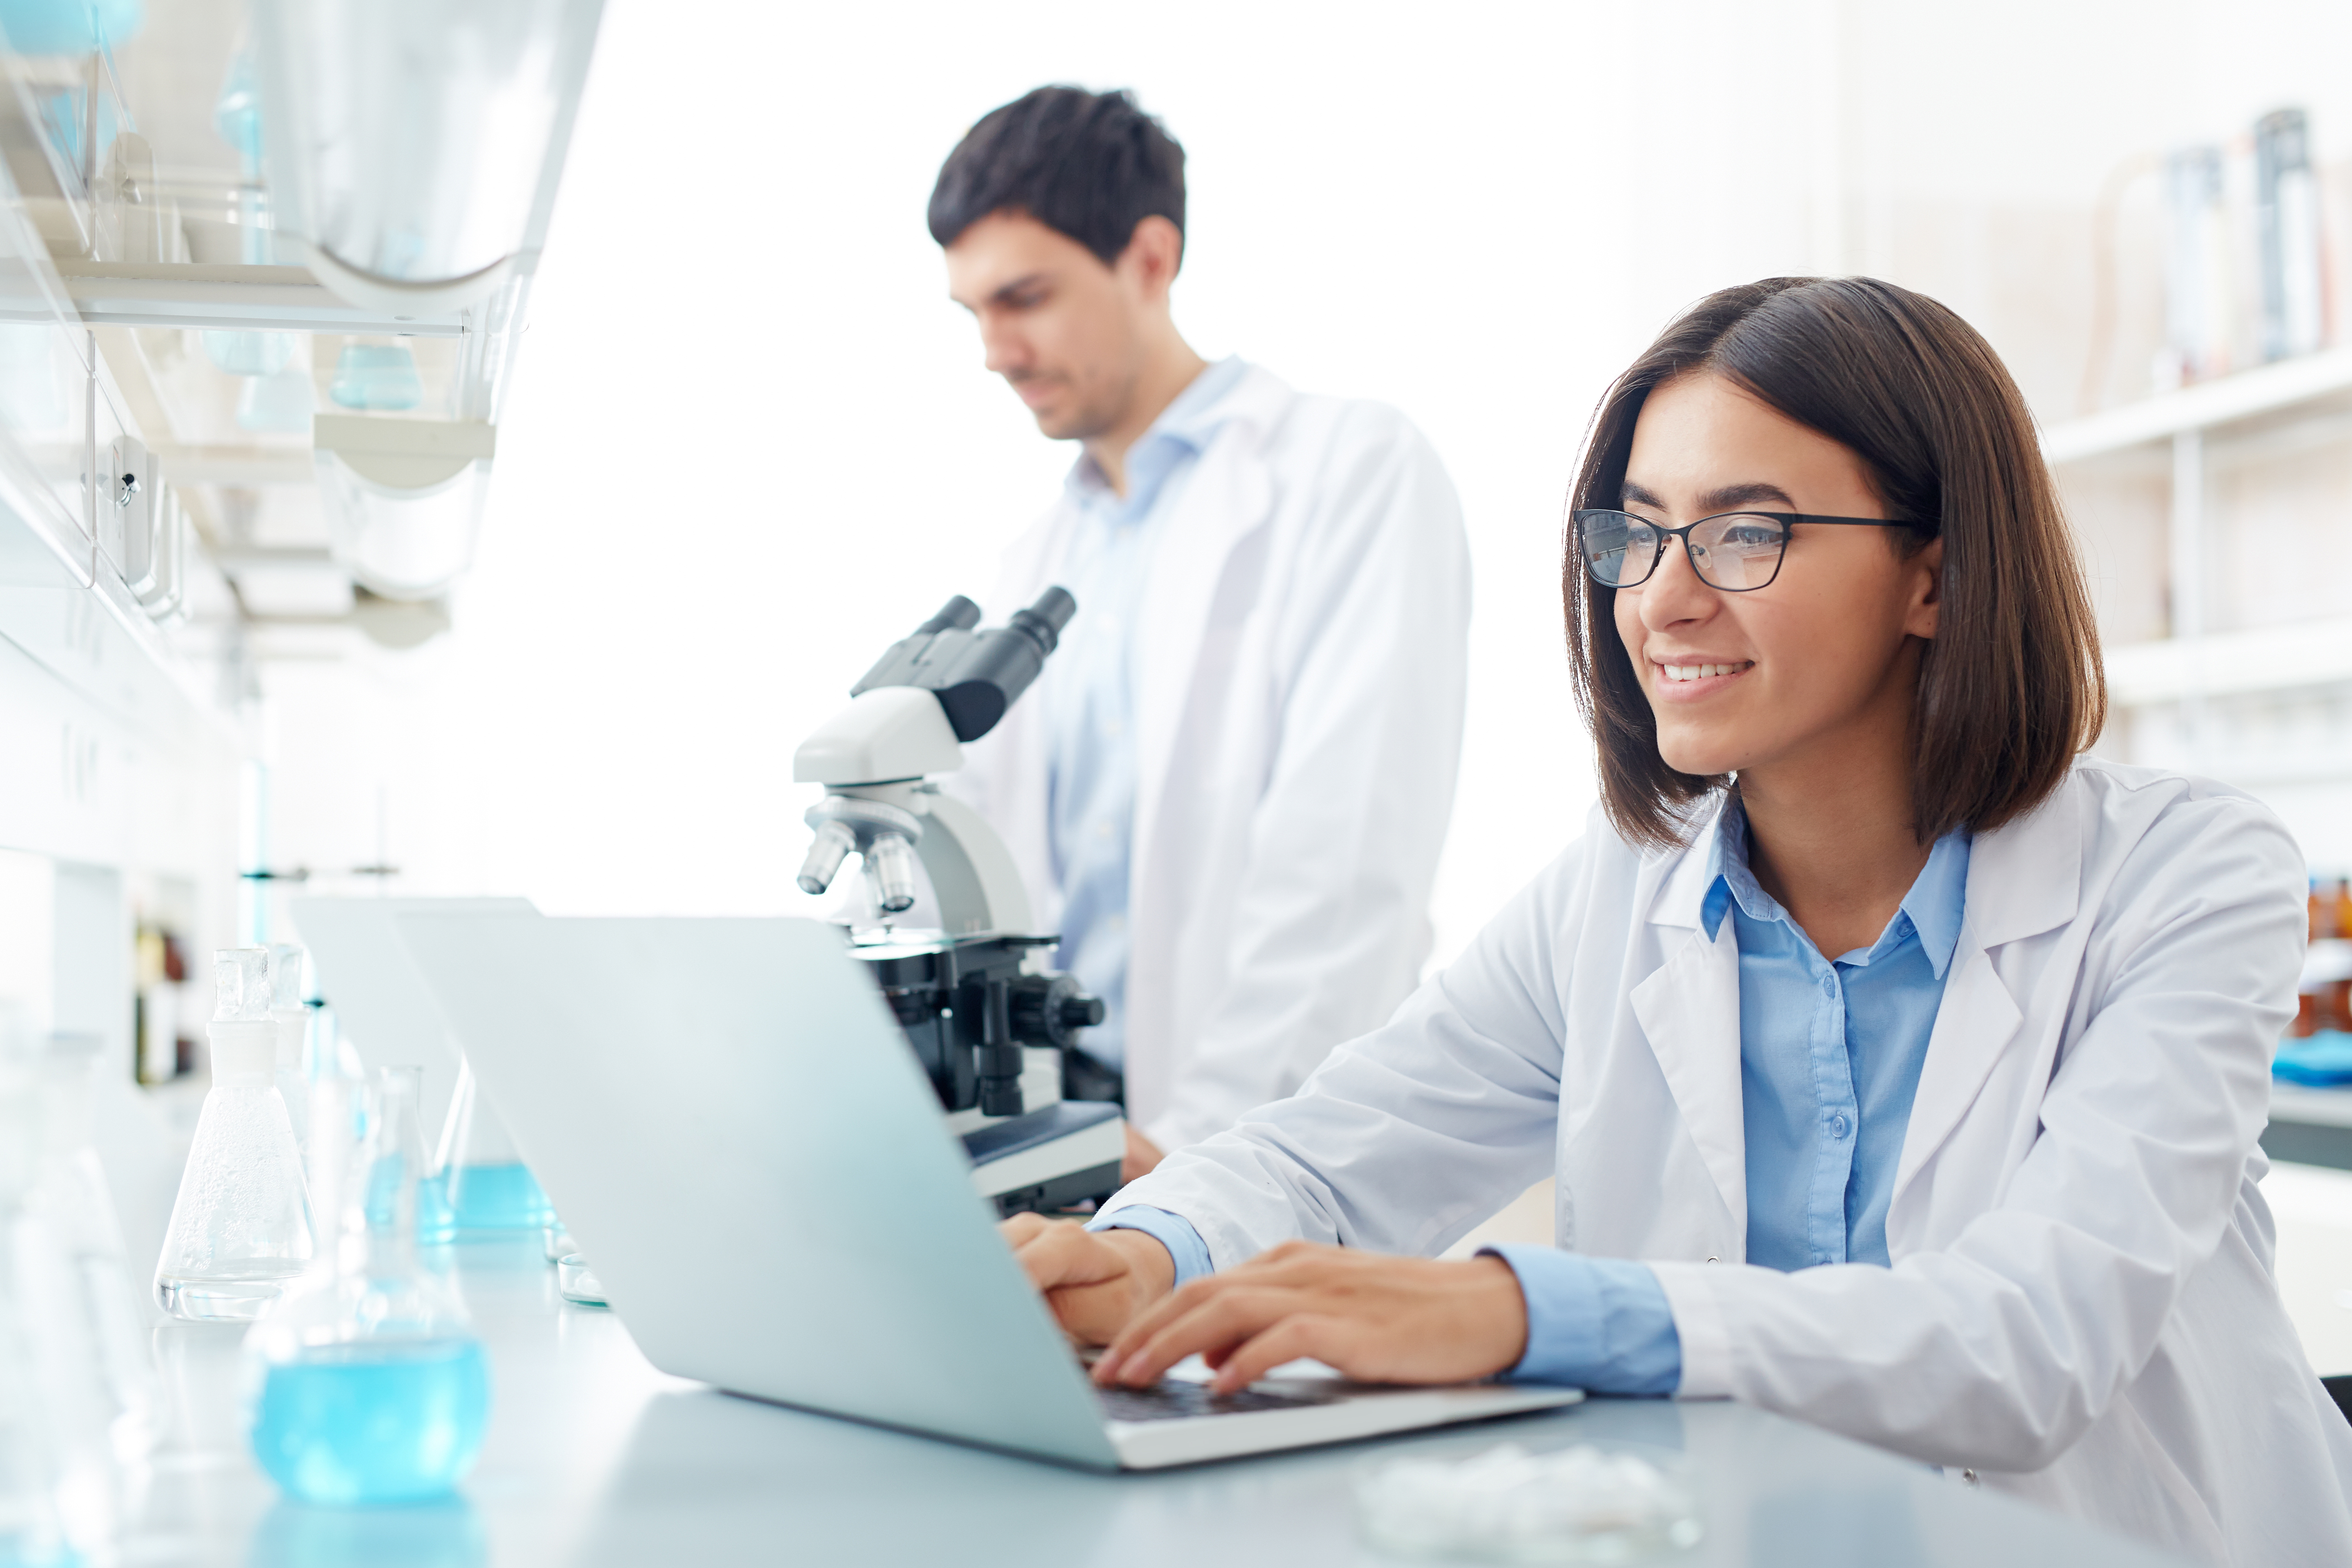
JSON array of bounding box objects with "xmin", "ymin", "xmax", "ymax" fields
[{"xmin": 1009, "ymin": 972, "xmax": 1103, "ymax": 1049}]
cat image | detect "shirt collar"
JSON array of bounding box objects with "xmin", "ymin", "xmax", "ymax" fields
[
  {"xmin": 1068, "ymin": 356, "xmax": 1250, "ymax": 499},
  {"xmin": 1699, "ymin": 795, "xmax": 1971, "ymax": 978}
]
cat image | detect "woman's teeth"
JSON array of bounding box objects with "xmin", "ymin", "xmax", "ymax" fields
[{"xmin": 1660, "ymin": 662, "xmax": 1749, "ymax": 682}]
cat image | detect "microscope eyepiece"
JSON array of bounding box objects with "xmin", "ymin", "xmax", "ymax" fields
[
  {"xmin": 844, "ymin": 586, "xmax": 1079, "ymax": 743},
  {"xmin": 1008, "ymin": 588, "xmax": 1076, "ymax": 655},
  {"xmin": 916, "ymin": 596, "xmax": 982, "ymax": 636}
]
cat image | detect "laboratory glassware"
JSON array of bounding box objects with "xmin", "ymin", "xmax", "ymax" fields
[
  {"xmin": 376, "ymin": 1065, "xmax": 456, "ymax": 1245},
  {"xmin": 154, "ymin": 949, "xmax": 315, "ymax": 1321},
  {"xmin": 31, "ymin": 1034, "xmax": 158, "ymax": 1468},
  {"xmin": 554, "ymin": 1254, "xmax": 606, "ymax": 1308},
  {"xmin": 244, "ymin": 1070, "xmax": 490, "ymax": 1504},
  {"xmin": 270, "ymin": 944, "xmax": 313, "ymax": 1154},
  {"xmin": 0, "ymin": 1038, "xmax": 75, "ymax": 1567},
  {"xmin": 253, "ymin": 0, "xmax": 603, "ymax": 306},
  {"xmin": 237, "ymin": 360, "xmax": 315, "ymax": 434},
  {"xmin": 436, "ymin": 1056, "xmax": 553, "ymax": 1232},
  {"xmin": 328, "ymin": 344, "xmax": 423, "ymax": 411},
  {"xmin": 2255, "ymin": 108, "xmax": 2324, "ymax": 364}
]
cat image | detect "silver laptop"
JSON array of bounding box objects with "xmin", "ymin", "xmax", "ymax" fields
[{"xmin": 394, "ymin": 912, "xmax": 1582, "ymax": 1470}]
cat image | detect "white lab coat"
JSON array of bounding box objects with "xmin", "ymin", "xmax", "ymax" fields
[
  {"xmin": 1114, "ymin": 760, "xmax": 2352, "ymax": 1566},
  {"xmin": 954, "ymin": 363, "xmax": 1470, "ymax": 1152}
]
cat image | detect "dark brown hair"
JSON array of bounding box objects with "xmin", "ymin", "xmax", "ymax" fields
[{"xmin": 1564, "ymin": 277, "xmax": 2105, "ymax": 849}]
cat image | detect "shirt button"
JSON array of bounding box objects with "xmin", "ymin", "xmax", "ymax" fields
[{"xmin": 1829, "ymin": 1113, "xmax": 1851, "ymax": 1139}]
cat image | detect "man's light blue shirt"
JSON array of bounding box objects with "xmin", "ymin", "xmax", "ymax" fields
[
  {"xmin": 1095, "ymin": 798, "xmax": 1969, "ymax": 1395},
  {"xmin": 1046, "ymin": 357, "xmax": 1250, "ymax": 1071}
]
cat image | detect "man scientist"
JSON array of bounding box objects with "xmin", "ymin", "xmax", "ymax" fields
[{"xmin": 929, "ymin": 86, "xmax": 1472, "ymax": 1181}]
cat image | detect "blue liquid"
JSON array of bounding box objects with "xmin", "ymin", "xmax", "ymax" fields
[
  {"xmin": 445, "ymin": 1163, "xmax": 552, "ymax": 1231},
  {"xmin": 414, "ymin": 1172, "xmax": 458, "ymax": 1244},
  {"xmin": 250, "ymin": 1340, "xmax": 490, "ymax": 1504}
]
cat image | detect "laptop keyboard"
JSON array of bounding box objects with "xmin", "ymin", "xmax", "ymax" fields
[{"xmin": 1096, "ymin": 1380, "xmax": 1339, "ymax": 1423}]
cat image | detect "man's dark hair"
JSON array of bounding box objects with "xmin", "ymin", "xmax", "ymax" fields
[
  {"xmin": 1564, "ymin": 277, "xmax": 2107, "ymax": 849},
  {"xmin": 927, "ymin": 87, "xmax": 1185, "ymax": 267}
]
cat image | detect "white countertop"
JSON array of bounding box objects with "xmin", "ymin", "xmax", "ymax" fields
[{"xmin": 123, "ymin": 1235, "xmax": 2191, "ymax": 1567}]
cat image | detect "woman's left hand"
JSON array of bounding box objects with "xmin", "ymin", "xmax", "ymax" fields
[{"xmin": 1091, "ymin": 1241, "xmax": 1530, "ymax": 1394}]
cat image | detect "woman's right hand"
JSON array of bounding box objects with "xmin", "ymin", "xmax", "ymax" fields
[{"xmin": 1000, "ymin": 1215, "xmax": 1176, "ymax": 1345}]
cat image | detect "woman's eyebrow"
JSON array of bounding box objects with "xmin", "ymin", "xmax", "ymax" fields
[
  {"xmin": 1699, "ymin": 481, "xmax": 1796, "ymax": 511},
  {"xmin": 1620, "ymin": 481, "xmax": 1668, "ymax": 508}
]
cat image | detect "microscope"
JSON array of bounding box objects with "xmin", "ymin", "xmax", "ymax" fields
[{"xmin": 793, "ymin": 588, "xmax": 1123, "ymax": 1216}]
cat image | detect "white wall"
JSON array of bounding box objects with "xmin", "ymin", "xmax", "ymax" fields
[{"xmin": 261, "ymin": 0, "xmax": 2352, "ymax": 959}]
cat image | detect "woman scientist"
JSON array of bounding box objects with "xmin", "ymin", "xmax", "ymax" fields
[{"xmin": 1003, "ymin": 277, "xmax": 2352, "ymax": 1562}]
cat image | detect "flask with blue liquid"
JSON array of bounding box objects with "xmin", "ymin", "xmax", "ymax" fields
[
  {"xmin": 436, "ymin": 1057, "xmax": 554, "ymax": 1233},
  {"xmin": 243, "ymin": 1069, "xmax": 490, "ymax": 1505}
]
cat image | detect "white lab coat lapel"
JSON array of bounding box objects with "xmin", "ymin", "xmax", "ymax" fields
[
  {"xmin": 1627, "ymin": 822, "xmax": 1749, "ymax": 1248},
  {"xmin": 1128, "ymin": 412, "xmax": 1276, "ymax": 923},
  {"xmin": 1891, "ymin": 788, "xmax": 2082, "ymax": 1207}
]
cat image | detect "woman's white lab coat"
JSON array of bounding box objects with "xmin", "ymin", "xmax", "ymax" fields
[
  {"xmin": 1115, "ymin": 760, "xmax": 2352, "ymax": 1565},
  {"xmin": 954, "ymin": 364, "xmax": 1471, "ymax": 1151}
]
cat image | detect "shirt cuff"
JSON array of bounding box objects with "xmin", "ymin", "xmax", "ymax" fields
[
  {"xmin": 1481, "ymin": 1245, "xmax": 1682, "ymax": 1395},
  {"xmin": 1087, "ymin": 1205, "xmax": 1215, "ymax": 1288}
]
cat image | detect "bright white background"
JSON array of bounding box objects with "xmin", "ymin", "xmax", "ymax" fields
[{"xmin": 261, "ymin": 0, "xmax": 2352, "ymax": 963}]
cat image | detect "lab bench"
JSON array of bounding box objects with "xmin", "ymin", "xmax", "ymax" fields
[
  {"xmin": 129, "ymin": 1236, "xmax": 2189, "ymax": 1568},
  {"xmin": 2266, "ymin": 1082, "xmax": 2352, "ymax": 1170}
]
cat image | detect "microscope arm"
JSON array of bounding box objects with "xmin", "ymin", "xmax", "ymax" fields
[{"xmin": 913, "ymin": 792, "xmax": 1034, "ymax": 936}]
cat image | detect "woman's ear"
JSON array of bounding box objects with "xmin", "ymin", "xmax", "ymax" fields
[{"xmin": 1904, "ymin": 536, "xmax": 1944, "ymax": 641}]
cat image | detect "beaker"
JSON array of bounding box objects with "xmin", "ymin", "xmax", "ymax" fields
[
  {"xmin": 243, "ymin": 1070, "xmax": 491, "ymax": 1505},
  {"xmin": 435, "ymin": 1057, "xmax": 553, "ymax": 1232},
  {"xmin": 154, "ymin": 949, "xmax": 314, "ymax": 1321}
]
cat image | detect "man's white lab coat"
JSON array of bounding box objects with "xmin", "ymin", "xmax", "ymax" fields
[
  {"xmin": 956, "ymin": 363, "xmax": 1470, "ymax": 1151},
  {"xmin": 1116, "ymin": 761, "xmax": 2352, "ymax": 1565}
]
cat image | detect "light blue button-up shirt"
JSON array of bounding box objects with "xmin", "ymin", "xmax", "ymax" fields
[
  {"xmin": 1097, "ymin": 798, "xmax": 1970, "ymax": 1395},
  {"xmin": 1046, "ymin": 357, "xmax": 1250, "ymax": 1071}
]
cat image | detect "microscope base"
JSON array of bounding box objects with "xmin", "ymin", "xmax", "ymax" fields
[{"xmin": 964, "ymin": 1100, "xmax": 1125, "ymax": 1216}]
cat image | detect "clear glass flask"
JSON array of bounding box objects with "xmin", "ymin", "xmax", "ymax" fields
[
  {"xmin": 244, "ymin": 1070, "xmax": 491, "ymax": 1504},
  {"xmin": 376, "ymin": 1066, "xmax": 456, "ymax": 1245},
  {"xmin": 31, "ymin": 1033, "xmax": 159, "ymax": 1467},
  {"xmin": 269, "ymin": 944, "xmax": 313, "ymax": 1156},
  {"xmin": 435, "ymin": 1058, "xmax": 553, "ymax": 1232},
  {"xmin": 155, "ymin": 949, "xmax": 315, "ymax": 1321}
]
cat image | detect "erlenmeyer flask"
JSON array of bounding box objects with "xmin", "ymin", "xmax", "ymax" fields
[
  {"xmin": 435, "ymin": 1058, "xmax": 552, "ymax": 1232},
  {"xmin": 154, "ymin": 949, "xmax": 314, "ymax": 1321},
  {"xmin": 30, "ymin": 1033, "xmax": 158, "ymax": 1467},
  {"xmin": 374, "ymin": 1066, "xmax": 454, "ymax": 1245},
  {"xmin": 243, "ymin": 1071, "xmax": 491, "ymax": 1504},
  {"xmin": 269, "ymin": 944, "xmax": 313, "ymax": 1155}
]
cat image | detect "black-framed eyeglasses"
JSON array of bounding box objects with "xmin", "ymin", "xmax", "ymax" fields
[{"xmin": 1573, "ymin": 509, "xmax": 1922, "ymax": 593}]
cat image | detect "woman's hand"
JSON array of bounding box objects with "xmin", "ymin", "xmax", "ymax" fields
[
  {"xmin": 1001, "ymin": 1215, "xmax": 1177, "ymax": 1345},
  {"xmin": 1122, "ymin": 1124, "xmax": 1166, "ymax": 1184},
  {"xmin": 1092, "ymin": 1241, "xmax": 1530, "ymax": 1394}
]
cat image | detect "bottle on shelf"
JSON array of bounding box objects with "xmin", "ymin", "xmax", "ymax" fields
[
  {"xmin": 154, "ymin": 949, "xmax": 315, "ymax": 1321},
  {"xmin": 243, "ymin": 1069, "xmax": 491, "ymax": 1504}
]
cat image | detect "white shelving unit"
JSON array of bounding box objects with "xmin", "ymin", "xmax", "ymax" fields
[
  {"xmin": 2042, "ymin": 352, "xmax": 2352, "ymax": 709},
  {"xmin": 2048, "ymin": 359, "xmax": 2352, "ymax": 1159}
]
